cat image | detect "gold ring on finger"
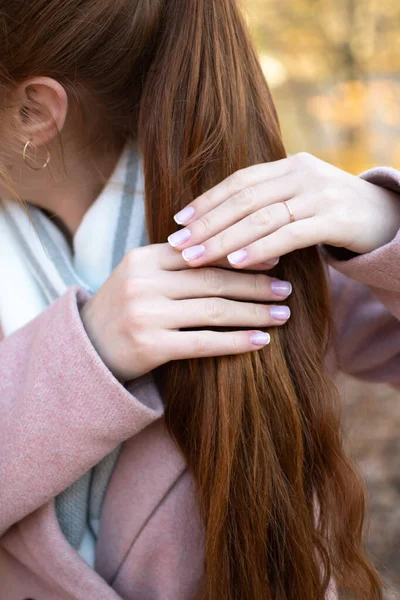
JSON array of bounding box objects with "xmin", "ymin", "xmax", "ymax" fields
[{"xmin": 281, "ymin": 200, "xmax": 295, "ymax": 224}]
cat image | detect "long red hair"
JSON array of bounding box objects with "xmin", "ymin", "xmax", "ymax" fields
[{"xmin": 2, "ymin": 0, "xmax": 382, "ymax": 597}]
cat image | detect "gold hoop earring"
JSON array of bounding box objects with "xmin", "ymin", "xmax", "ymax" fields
[{"xmin": 22, "ymin": 140, "xmax": 51, "ymax": 171}]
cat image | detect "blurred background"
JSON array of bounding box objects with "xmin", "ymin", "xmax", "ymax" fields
[{"xmin": 245, "ymin": 1, "xmax": 400, "ymax": 596}]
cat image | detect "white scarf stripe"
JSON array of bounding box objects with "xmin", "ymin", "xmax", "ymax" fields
[
  {"xmin": 1, "ymin": 202, "xmax": 61, "ymax": 302},
  {"xmin": 30, "ymin": 209, "xmax": 91, "ymax": 292}
]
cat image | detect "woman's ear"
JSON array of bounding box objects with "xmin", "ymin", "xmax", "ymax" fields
[{"xmin": 15, "ymin": 77, "xmax": 68, "ymax": 147}]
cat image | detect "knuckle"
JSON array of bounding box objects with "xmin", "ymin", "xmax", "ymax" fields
[
  {"xmin": 127, "ymin": 302, "xmax": 150, "ymax": 329},
  {"xmin": 233, "ymin": 186, "xmax": 255, "ymax": 211},
  {"xmin": 250, "ymin": 206, "xmax": 272, "ymax": 227},
  {"xmin": 131, "ymin": 331, "xmax": 163, "ymax": 368},
  {"xmin": 198, "ymin": 191, "xmax": 214, "ymax": 213},
  {"xmin": 292, "ymin": 151, "xmax": 313, "ymax": 166},
  {"xmin": 203, "ymin": 268, "xmax": 223, "ymax": 294},
  {"xmin": 253, "ymin": 303, "xmax": 269, "ymax": 323},
  {"xmin": 120, "ymin": 279, "xmax": 137, "ymax": 301},
  {"xmin": 254, "ymin": 274, "xmax": 267, "ymax": 297},
  {"xmin": 229, "ymin": 169, "xmax": 246, "ymax": 191},
  {"xmin": 123, "ymin": 249, "xmax": 139, "ymax": 270},
  {"xmin": 292, "ymin": 152, "xmax": 330, "ymax": 179},
  {"xmin": 130, "ymin": 330, "xmax": 149, "ymax": 353},
  {"xmin": 205, "ymin": 297, "xmax": 225, "ymax": 322},
  {"xmin": 123, "ymin": 247, "xmax": 150, "ymax": 271},
  {"xmin": 192, "ymin": 334, "xmax": 210, "ymax": 356},
  {"xmin": 121, "ymin": 277, "xmax": 153, "ymax": 301},
  {"xmin": 196, "ymin": 214, "xmax": 211, "ymax": 236},
  {"xmin": 213, "ymin": 230, "xmax": 227, "ymax": 253},
  {"xmin": 229, "ymin": 334, "xmax": 241, "ymax": 354},
  {"xmin": 291, "ymin": 152, "xmax": 325, "ymax": 178}
]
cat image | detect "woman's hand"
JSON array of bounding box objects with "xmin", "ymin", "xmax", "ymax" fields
[
  {"xmin": 80, "ymin": 244, "xmax": 292, "ymax": 382},
  {"xmin": 167, "ymin": 152, "xmax": 400, "ymax": 268}
]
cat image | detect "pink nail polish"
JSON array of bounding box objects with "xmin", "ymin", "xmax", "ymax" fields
[
  {"xmin": 168, "ymin": 228, "xmax": 191, "ymax": 247},
  {"xmin": 270, "ymin": 306, "xmax": 291, "ymax": 320},
  {"xmin": 228, "ymin": 249, "xmax": 248, "ymax": 265},
  {"xmin": 174, "ymin": 206, "xmax": 195, "ymax": 225},
  {"xmin": 265, "ymin": 257, "xmax": 280, "ymax": 266},
  {"xmin": 250, "ymin": 332, "xmax": 270, "ymax": 346},
  {"xmin": 182, "ymin": 245, "xmax": 205, "ymax": 261},
  {"xmin": 271, "ymin": 280, "xmax": 292, "ymax": 297}
]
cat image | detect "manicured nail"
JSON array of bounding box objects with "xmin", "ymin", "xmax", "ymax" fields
[
  {"xmin": 182, "ymin": 244, "xmax": 205, "ymax": 261},
  {"xmin": 250, "ymin": 332, "xmax": 271, "ymax": 346},
  {"xmin": 174, "ymin": 206, "xmax": 195, "ymax": 225},
  {"xmin": 270, "ymin": 306, "xmax": 291, "ymax": 321},
  {"xmin": 270, "ymin": 280, "xmax": 292, "ymax": 297},
  {"xmin": 265, "ymin": 257, "xmax": 280, "ymax": 266},
  {"xmin": 227, "ymin": 249, "xmax": 248, "ymax": 265},
  {"xmin": 168, "ymin": 228, "xmax": 192, "ymax": 247}
]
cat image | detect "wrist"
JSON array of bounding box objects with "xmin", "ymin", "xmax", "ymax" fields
[
  {"xmin": 346, "ymin": 184, "xmax": 400, "ymax": 254},
  {"xmin": 79, "ymin": 301, "xmax": 127, "ymax": 385}
]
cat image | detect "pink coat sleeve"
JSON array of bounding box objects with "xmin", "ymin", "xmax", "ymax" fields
[
  {"xmin": 327, "ymin": 167, "xmax": 400, "ymax": 387},
  {"xmin": 0, "ymin": 285, "xmax": 164, "ymax": 536}
]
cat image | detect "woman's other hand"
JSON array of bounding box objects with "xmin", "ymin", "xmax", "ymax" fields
[
  {"xmin": 80, "ymin": 244, "xmax": 292, "ymax": 381},
  {"xmin": 167, "ymin": 152, "xmax": 400, "ymax": 268}
]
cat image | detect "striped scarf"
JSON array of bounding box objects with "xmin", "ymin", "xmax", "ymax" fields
[{"xmin": 0, "ymin": 142, "xmax": 147, "ymax": 550}]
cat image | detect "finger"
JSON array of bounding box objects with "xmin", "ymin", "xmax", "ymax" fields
[
  {"xmin": 226, "ymin": 217, "xmax": 329, "ymax": 268},
  {"xmin": 168, "ymin": 173, "xmax": 300, "ymax": 249},
  {"xmin": 178, "ymin": 203, "xmax": 288, "ymax": 266},
  {"xmin": 155, "ymin": 242, "xmax": 193, "ymax": 271},
  {"xmin": 166, "ymin": 298, "xmax": 291, "ymax": 329},
  {"xmin": 173, "ymin": 158, "xmax": 292, "ymax": 226},
  {"xmin": 242, "ymin": 260, "xmax": 280, "ymax": 271},
  {"xmin": 155, "ymin": 241, "xmax": 280, "ymax": 272},
  {"xmin": 209, "ymin": 256, "xmax": 280, "ymax": 270},
  {"xmin": 166, "ymin": 329, "xmax": 272, "ymax": 360},
  {"xmin": 179, "ymin": 194, "xmax": 316, "ymax": 267},
  {"xmin": 161, "ymin": 268, "xmax": 292, "ymax": 301}
]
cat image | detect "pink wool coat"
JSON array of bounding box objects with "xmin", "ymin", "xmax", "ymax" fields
[{"xmin": 0, "ymin": 168, "xmax": 399, "ymax": 600}]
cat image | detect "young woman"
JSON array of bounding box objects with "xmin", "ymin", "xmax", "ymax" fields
[{"xmin": 0, "ymin": 1, "xmax": 399, "ymax": 599}]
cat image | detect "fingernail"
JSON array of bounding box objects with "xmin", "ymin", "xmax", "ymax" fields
[
  {"xmin": 265, "ymin": 257, "xmax": 280, "ymax": 266},
  {"xmin": 174, "ymin": 206, "xmax": 195, "ymax": 225},
  {"xmin": 270, "ymin": 280, "xmax": 292, "ymax": 297},
  {"xmin": 228, "ymin": 249, "xmax": 248, "ymax": 265},
  {"xmin": 182, "ymin": 244, "xmax": 205, "ymax": 261},
  {"xmin": 270, "ymin": 306, "xmax": 291, "ymax": 321},
  {"xmin": 250, "ymin": 332, "xmax": 271, "ymax": 346},
  {"xmin": 168, "ymin": 228, "xmax": 192, "ymax": 247}
]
